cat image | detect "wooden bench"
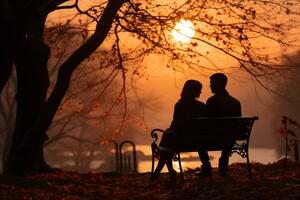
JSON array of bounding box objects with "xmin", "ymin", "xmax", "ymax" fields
[{"xmin": 150, "ymin": 116, "xmax": 258, "ymax": 180}]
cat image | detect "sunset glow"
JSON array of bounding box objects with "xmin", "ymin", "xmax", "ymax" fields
[{"xmin": 172, "ymin": 19, "xmax": 195, "ymax": 43}]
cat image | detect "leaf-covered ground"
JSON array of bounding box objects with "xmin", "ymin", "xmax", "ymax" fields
[{"xmin": 1, "ymin": 159, "xmax": 300, "ymax": 200}]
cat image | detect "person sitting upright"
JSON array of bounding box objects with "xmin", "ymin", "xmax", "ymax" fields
[
  {"xmin": 198, "ymin": 73, "xmax": 241, "ymax": 176},
  {"xmin": 151, "ymin": 79, "xmax": 206, "ymax": 180}
]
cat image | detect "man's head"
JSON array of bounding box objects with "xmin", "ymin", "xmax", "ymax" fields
[{"xmin": 210, "ymin": 73, "xmax": 227, "ymax": 93}]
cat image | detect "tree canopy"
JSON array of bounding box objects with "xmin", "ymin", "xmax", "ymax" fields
[{"xmin": 40, "ymin": 0, "xmax": 300, "ymax": 98}]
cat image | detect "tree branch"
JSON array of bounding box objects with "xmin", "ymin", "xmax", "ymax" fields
[{"xmin": 18, "ymin": 0, "xmax": 126, "ymax": 151}]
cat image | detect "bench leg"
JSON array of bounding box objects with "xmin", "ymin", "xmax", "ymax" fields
[
  {"xmin": 151, "ymin": 153, "xmax": 155, "ymax": 175},
  {"xmin": 246, "ymin": 150, "xmax": 252, "ymax": 178},
  {"xmin": 177, "ymin": 153, "xmax": 184, "ymax": 182},
  {"xmin": 151, "ymin": 144, "xmax": 157, "ymax": 175}
]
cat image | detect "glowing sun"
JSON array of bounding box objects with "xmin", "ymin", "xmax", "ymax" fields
[{"xmin": 172, "ymin": 19, "xmax": 195, "ymax": 43}]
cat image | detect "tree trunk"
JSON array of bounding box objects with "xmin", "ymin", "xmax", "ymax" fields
[
  {"xmin": 0, "ymin": 76, "xmax": 17, "ymax": 173},
  {"xmin": 17, "ymin": 0, "xmax": 124, "ymax": 155},
  {"xmin": 5, "ymin": 15, "xmax": 50, "ymax": 175},
  {"xmin": 4, "ymin": 0, "xmax": 124, "ymax": 176},
  {"xmin": 0, "ymin": 13, "xmax": 14, "ymax": 92}
]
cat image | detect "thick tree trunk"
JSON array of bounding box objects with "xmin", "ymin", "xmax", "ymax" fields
[
  {"xmin": 4, "ymin": 0, "xmax": 124, "ymax": 176},
  {"xmin": 0, "ymin": 60, "xmax": 13, "ymax": 93},
  {"xmin": 0, "ymin": 15, "xmax": 14, "ymax": 92},
  {"xmin": 1, "ymin": 76, "xmax": 17, "ymax": 173},
  {"xmin": 5, "ymin": 15, "xmax": 50, "ymax": 175},
  {"xmin": 17, "ymin": 0, "xmax": 124, "ymax": 152}
]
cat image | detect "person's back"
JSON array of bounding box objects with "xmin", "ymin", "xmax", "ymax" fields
[
  {"xmin": 170, "ymin": 100, "xmax": 206, "ymax": 131},
  {"xmin": 206, "ymin": 91, "xmax": 241, "ymax": 117}
]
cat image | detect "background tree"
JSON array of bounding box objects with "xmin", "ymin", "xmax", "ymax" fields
[
  {"xmin": 271, "ymin": 51, "xmax": 300, "ymax": 160},
  {"xmin": 0, "ymin": 22, "xmax": 154, "ymax": 172},
  {"xmin": 0, "ymin": 0, "xmax": 299, "ymax": 175}
]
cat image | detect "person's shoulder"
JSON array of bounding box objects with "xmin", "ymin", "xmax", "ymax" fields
[
  {"xmin": 206, "ymin": 94, "xmax": 217, "ymax": 103},
  {"xmin": 174, "ymin": 100, "xmax": 184, "ymax": 108},
  {"xmin": 175, "ymin": 100, "xmax": 183, "ymax": 106},
  {"xmin": 207, "ymin": 94, "xmax": 216, "ymax": 100},
  {"xmin": 195, "ymin": 100, "xmax": 206, "ymax": 107},
  {"xmin": 228, "ymin": 95, "xmax": 241, "ymax": 104}
]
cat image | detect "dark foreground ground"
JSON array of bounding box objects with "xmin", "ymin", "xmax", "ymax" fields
[{"xmin": 1, "ymin": 159, "xmax": 300, "ymax": 200}]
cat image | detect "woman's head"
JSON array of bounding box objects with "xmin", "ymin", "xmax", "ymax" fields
[{"xmin": 180, "ymin": 80, "xmax": 202, "ymax": 101}]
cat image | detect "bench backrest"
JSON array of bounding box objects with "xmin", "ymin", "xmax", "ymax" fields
[{"xmin": 176, "ymin": 116, "xmax": 258, "ymax": 151}]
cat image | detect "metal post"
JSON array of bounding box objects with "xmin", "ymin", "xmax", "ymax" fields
[
  {"xmin": 124, "ymin": 154, "xmax": 127, "ymax": 172},
  {"xmin": 120, "ymin": 140, "xmax": 137, "ymax": 173},
  {"xmin": 119, "ymin": 147, "xmax": 123, "ymax": 173},
  {"xmin": 294, "ymin": 140, "xmax": 299, "ymax": 162},
  {"xmin": 110, "ymin": 140, "xmax": 119, "ymax": 172},
  {"xmin": 284, "ymin": 117, "xmax": 288, "ymax": 161},
  {"xmin": 127, "ymin": 154, "xmax": 131, "ymax": 172},
  {"xmin": 282, "ymin": 116, "xmax": 288, "ymax": 170}
]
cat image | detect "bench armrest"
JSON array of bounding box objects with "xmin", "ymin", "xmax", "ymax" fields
[{"xmin": 150, "ymin": 128, "xmax": 165, "ymax": 140}]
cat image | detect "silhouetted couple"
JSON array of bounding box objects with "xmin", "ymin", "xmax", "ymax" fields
[{"xmin": 151, "ymin": 73, "xmax": 241, "ymax": 180}]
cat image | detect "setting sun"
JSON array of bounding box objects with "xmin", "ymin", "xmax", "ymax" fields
[{"xmin": 172, "ymin": 19, "xmax": 195, "ymax": 43}]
